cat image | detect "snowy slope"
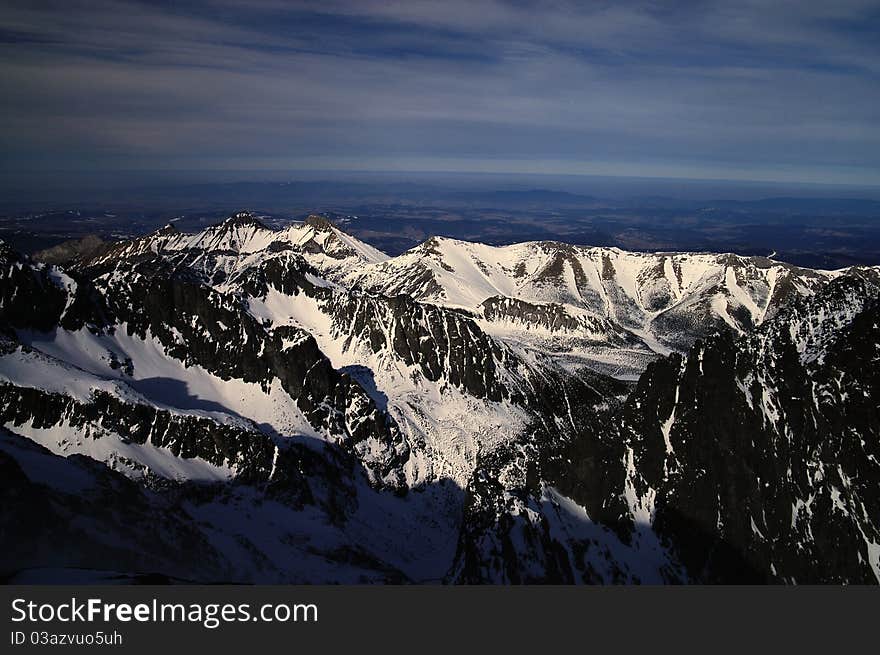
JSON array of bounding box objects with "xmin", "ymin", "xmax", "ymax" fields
[
  {"xmin": 0, "ymin": 342, "xmax": 268, "ymax": 482},
  {"xmin": 342, "ymin": 236, "xmax": 838, "ymax": 374}
]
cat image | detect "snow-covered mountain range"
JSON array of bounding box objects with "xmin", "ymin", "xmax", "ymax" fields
[{"xmin": 1, "ymin": 211, "xmax": 878, "ymax": 583}]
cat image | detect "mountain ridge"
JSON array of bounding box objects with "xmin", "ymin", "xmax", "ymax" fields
[{"xmin": 2, "ymin": 210, "xmax": 878, "ymax": 583}]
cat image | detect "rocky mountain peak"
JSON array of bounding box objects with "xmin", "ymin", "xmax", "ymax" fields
[
  {"xmin": 0, "ymin": 239, "xmax": 20, "ymax": 263},
  {"xmin": 156, "ymin": 223, "xmax": 179, "ymax": 236},
  {"xmin": 222, "ymin": 211, "xmax": 267, "ymax": 229},
  {"xmin": 304, "ymin": 214, "xmax": 335, "ymax": 231}
]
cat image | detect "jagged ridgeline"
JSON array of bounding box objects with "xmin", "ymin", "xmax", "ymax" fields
[{"xmin": 1, "ymin": 211, "xmax": 878, "ymax": 583}]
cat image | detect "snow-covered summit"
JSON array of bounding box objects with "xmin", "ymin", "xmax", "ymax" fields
[
  {"xmin": 88, "ymin": 211, "xmax": 388, "ymax": 274},
  {"xmin": 339, "ymin": 234, "xmax": 843, "ymax": 374}
]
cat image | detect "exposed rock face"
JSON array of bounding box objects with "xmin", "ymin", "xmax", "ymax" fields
[
  {"xmin": 617, "ymin": 275, "xmax": 880, "ymax": 583},
  {"xmin": 321, "ymin": 292, "xmax": 512, "ymax": 401},
  {"xmin": 0, "ymin": 242, "xmax": 68, "ymax": 333},
  {"xmin": 305, "ymin": 214, "xmax": 335, "ymax": 231},
  {"xmin": 480, "ymin": 295, "xmax": 640, "ymax": 348},
  {"xmin": 455, "ymin": 274, "xmax": 880, "ymax": 584},
  {"xmin": 32, "ymin": 234, "xmax": 110, "ymax": 266}
]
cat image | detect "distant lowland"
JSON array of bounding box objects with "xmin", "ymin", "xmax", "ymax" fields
[{"xmin": 2, "ymin": 175, "xmax": 880, "ymax": 269}]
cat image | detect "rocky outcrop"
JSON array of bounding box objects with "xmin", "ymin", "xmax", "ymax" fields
[{"xmin": 0, "ymin": 377, "xmax": 275, "ymax": 482}]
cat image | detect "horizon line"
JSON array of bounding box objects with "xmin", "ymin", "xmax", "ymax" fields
[{"xmin": 5, "ymin": 167, "xmax": 880, "ymax": 192}]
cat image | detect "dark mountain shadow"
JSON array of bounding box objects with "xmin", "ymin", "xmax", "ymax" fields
[
  {"xmin": 340, "ymin": 365, "xmax": 388, "ymax": 411},
  {"xmin": 0, "ymin": 427, "xmax": 466, "ymax": 585},
  {"xmin": 128, "ymin": 377, "xmax": 246, "ymax": 420}
]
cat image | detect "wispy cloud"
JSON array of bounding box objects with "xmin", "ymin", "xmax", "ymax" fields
[{"xmin": 1, "ymin": 0, "xmax": 878, "ymax": 184}]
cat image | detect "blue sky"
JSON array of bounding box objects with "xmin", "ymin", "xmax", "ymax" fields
[{"xmin": 1, "ymin": 0, "xmax": 879, "ymax": 185}]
